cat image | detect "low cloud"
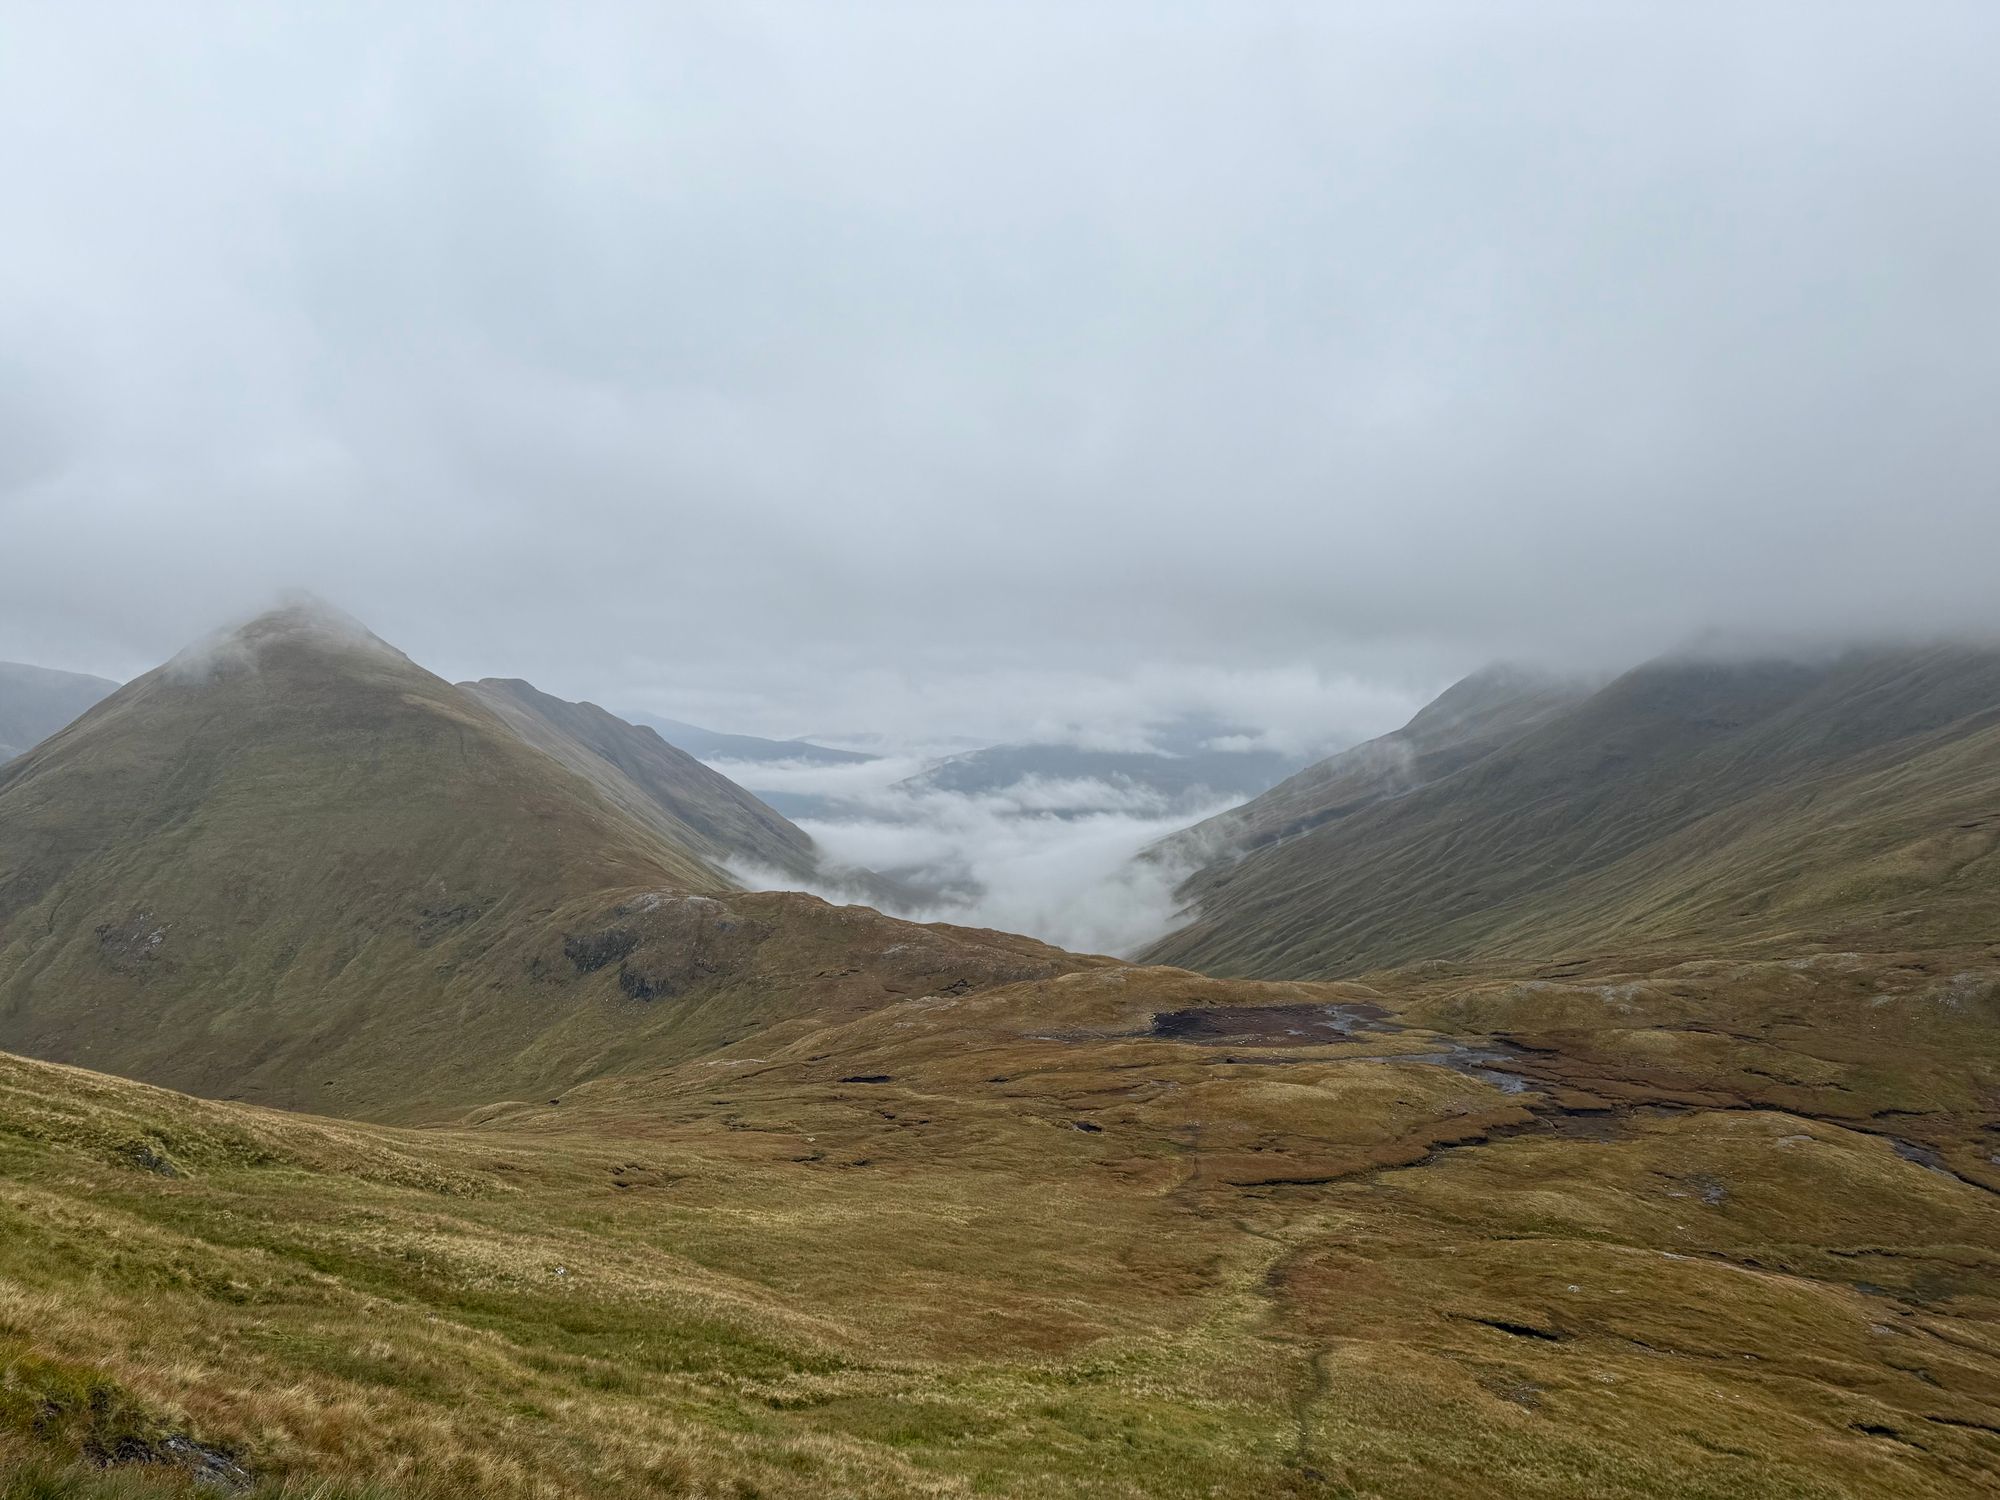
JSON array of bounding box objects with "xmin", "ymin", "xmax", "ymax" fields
[
  {"xmin": 714, "ymin": 755, "xmax": 1235, "ymax": 956},
  {"xmin": 628, "ymin": 666, "xmax": 1426, "ymax": 773},
  {"xmin": 163, "ymin": 592, "xmax": 401, "ymax": 684},
  {"xmin": 703, "ymin": 754, "xmax": 933, "ymax": 806}
]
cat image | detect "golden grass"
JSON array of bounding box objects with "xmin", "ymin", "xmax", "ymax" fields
[{"xmin": 0, "ymin": 953, "xmax": 1995, "ymax": 1495}]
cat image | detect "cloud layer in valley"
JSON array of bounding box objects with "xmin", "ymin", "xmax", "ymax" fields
[
  {"xmin": 3, "ymin": 3, "xmax": 1999, "ymax": 750},
  {"xmin": 713, "ymin": 755, "xmax": 1239, "ymax": 958}
]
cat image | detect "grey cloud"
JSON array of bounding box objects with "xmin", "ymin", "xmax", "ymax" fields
[
  {"xmin": 728, "ymin": 780, "xmax": 1236, "ymax": 959},
  {"xmin": 705, "ymin": 753, "xmax": 1239, "ymax": 955},
  {"xmin": 3, "ymin": 3, "xmax": 1998, "ymax": 745}
]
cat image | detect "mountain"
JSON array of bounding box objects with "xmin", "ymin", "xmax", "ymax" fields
[
  {"xmin": 621, "ymin": 710, "xmax": 874, "ymax": 766},
  {"xmin": 3, "ymin": 612, "xmax": 1999, "ymax": 1498},
  {"xmin": 1150, "ymin": 664, "xmax": 1589, "ymax": 866},
  {"xmin": 462, "ymin": 678, "xmax": 825, "ymax": 883},
  {"xmin": 0, "ymin": 604, "xmax": 1072, "ymax": 1116},
  {"xmin": 466, "ymin": 679, "xmax": 917, "ymax": 905},
  {"xmin": 0, "ymin": 660, "xmax": 119, "ymax": 760},
  {"xmin": 1143, "ymin": 644, "xmax": 2000, "ymax": 978},
  {"xmin": 902, "ymin": 715, "xmax": 1309, "ymax": 816}
]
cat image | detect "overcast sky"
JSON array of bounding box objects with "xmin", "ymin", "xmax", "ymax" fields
[{"xmin": 3, "ymin": 2, "xmax": 1997, "ymax": 748}]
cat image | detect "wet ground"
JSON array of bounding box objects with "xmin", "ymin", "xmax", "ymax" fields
[
  {"xmin": 1148, "ymin": 1001, "xmax": 1395, "ymax": 1044},
  {"xmin": 1044, "ymin": 1004, "xmax": 1996, "ymax": 1188},
  {"xmin": 1144, "ymin": 1002, "xmax": 1533, "ymax": 1093}
]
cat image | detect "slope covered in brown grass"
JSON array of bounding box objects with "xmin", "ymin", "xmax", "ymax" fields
[
  {"xmin": 1, "ymin": 613, "xmax": 1997, "ymax": 1496},
  {"xmin": 1, "ymin": 940, "xmax": 1996, "ymax": 1497},
  {"xmin": 1146, "ymin": 645, "xmax": 2000, "ymax": 978},
  {"xmin": 0, "ymin": 606, "xmax": 1075, "ymax": 1118}
]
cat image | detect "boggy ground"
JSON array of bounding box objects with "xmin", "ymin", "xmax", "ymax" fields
[{"xmin": 1, "ymin": 952, "xmax": 1997, "ymax": 1497}]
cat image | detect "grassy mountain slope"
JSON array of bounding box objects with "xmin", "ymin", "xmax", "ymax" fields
[
  {"xmin": 2, "ymin": 615, "xmax": 1998, "ymax": 1497},
  {"xmin": 0, "ymin": 661, "xmax": 118, "ymax": 761},
  {"xmin": 1145, "ymin": 644, "xmax": 2000, "ymax": 978},
  {"xmin": 461, "ymin": 677, "xmax": 823, "ymax": 882},
  {"xmin": 1152, "ymin": 664, "xmax": 1589, "ymax": 868},
  {"xmin": 0, "ymin": 607, "xmax": 1074, "ymax": 1117},
  {"xmin": 0, "ymin": 935, "xmax": 1995, "ymax": 1498},
  {"xmin": 463, "ymin": 679, "xmax": 917, "ymax": 907}
]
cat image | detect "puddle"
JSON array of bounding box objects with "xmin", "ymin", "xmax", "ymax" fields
[
  {"xmin": 1437, "ymin": 1048, "xmax": 1534, "ymax": 1094},
  {"xmin": 1149, "ymin": 1002, "xmax": 1398, "ymax": 1045},
  {"xmin": 1146, "ymin": 1003, "xmax": 1532, "ymax": 1094},
  {"xmin": 1537, "ymin": 1109, "xmax": 1629, "ymax": 1141}
]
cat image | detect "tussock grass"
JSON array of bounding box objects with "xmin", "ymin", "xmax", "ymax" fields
[{"xmin": 1, "ymin": 951, "xmax": 1998, "ymax": 1495}]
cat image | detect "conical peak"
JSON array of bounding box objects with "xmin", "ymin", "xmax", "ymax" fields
[{"xmin": 164, "ymin": 594, "xmax": 411, "ymax": 685}]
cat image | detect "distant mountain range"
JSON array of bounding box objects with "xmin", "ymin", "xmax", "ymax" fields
[
  {"xmin": 899, "ymin": 716, "xmax": 1307, "ymax": 815},
  {"xmin": 619, "ymin": 711, "xmax": 875, "ymax": 767},
  {"xmin": 0, "ymin": 660, "xmax": 118, "ymax": 760},
  {"xmin": 643, "ymin": 713, "xmax": 1316, "ymax": 825},
  {"xmin": 1144, "ymin": 644, "xmax": 2000, "ymax": 977}
]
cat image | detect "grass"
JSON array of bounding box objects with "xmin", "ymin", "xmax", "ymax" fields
[
  {"xmin": 1148, "ymin": 644, "xmax": 2000, "ymax": 979},
  {"xmin": 0, "ymin": 952, "xmax": 1994, "ymax": 1497},
  {"xmin": 1, "ymin": 616, "xmax": 1997, "ymax": 1493},
  {"xmin": 3, "ymin": 620, "xmax": 2000, "ymax": 1496},
  {"xmin": 0, "ymin": 1445, "xmax": 419, "ymax": 1498},
  {"xmin": 0, "ymin": 611, "xmax": 1083, "ymax": 1122}
]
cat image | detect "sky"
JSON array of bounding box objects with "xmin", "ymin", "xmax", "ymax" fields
[{"xmin": 4, "ymin": 2, "xmax": 1999, "ymax": 754}]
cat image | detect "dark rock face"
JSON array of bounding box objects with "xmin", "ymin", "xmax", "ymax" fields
[
  {"xmin": 617, "ymin": 967, "xmax": 665, "ymax": 1001},
  {"xmin": 119, "ymin": 1136, "xmax": 180, "ymax": 1177},
  {"xmin": 94, "ymin": 909, "xmax": 171, "ymax": 970},
  {"xmin": 563, "ymin": 927, "xmax": 642, "ymax": 974}
]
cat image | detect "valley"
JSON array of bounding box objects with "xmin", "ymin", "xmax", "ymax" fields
[
  {"xmin": 7, "ymin": 10, "xmax": 1996, "ymax": 1494},
  {"xmin": 0, "ymin": 610, "xmax": 1995, "ymax": 1497}
]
